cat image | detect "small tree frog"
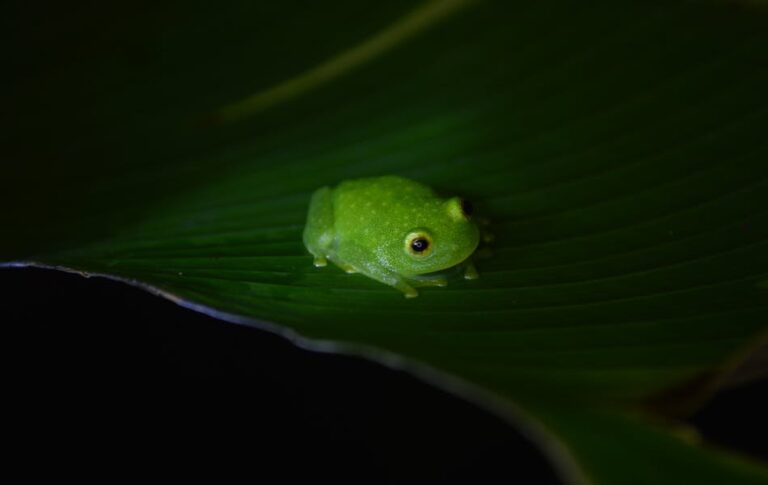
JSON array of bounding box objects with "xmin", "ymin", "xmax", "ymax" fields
[{"xmin": 303, "ymin": 175, "xmax": 481, "ymax": 298}]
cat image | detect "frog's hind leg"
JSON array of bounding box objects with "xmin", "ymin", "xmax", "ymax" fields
[{"xmin": 303, "ymin": 186, "xmax": 335, "ymax": 268}]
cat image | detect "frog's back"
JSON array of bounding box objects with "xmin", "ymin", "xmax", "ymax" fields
[
  {"xmin": 335, "ymin": 176, "xmax": 435, "ymax": 200},
  {"xmin": 332, "ymin": 176, "xmax": 437, "ymax": 241}
]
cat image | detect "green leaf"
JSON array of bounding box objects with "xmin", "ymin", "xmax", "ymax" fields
[{"xmin": 3, "ymin": 1, "xmax": 767, "ymax": 482}]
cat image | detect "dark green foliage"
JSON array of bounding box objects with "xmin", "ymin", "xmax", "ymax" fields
[{"xmin": 3, "ymin": 1, "xmax": 767, "ymax": 482}]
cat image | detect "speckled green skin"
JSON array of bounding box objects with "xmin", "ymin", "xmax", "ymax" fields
[{"xmin": 303, "ymin": 175, "xmax": 480, "ymax": 297}]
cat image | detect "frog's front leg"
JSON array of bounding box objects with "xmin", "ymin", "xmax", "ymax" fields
[
  {"xmin": 478, "ymin": 217, "xmax": 495, "ymax": 244},
  {"xmin": 463, "ymin": 258, "xmax": 479, "ymax": 280},
  {"xmin": 357, "ymin": 261, "xmax": 418, "ymax": 298},
  {"xmin": 334, "ymin": 261, "xmax": 358, "ymax": 274},
  {"xmin": 392, "ymin": 277, "xmax": 419, "ymax": 298},
  {"xmin": 373, "ymin": 268, "xmax": 419, "ymax": 298},
  {"xmin": 412, "ymin": 275, "xmax": 448, "ymax": 288}
]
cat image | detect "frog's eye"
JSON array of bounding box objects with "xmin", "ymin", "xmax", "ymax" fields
[
  {"xmin": 405, "ymin": 232, "xmax": 433, "ymax": 257},
  {"xmin": 460, "ymin": 198, "xmax": 474, "ymax": 218},
  {"xmin": 446, "ymin": 197, "xmax": 472, "ymax": 221},
  {"xmin": 411, "ymin": 238, "xmax": 429, "ymax": 253}
]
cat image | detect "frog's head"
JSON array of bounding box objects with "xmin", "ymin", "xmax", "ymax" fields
[{"xmin": 395, "ymin": 197, "xmax": 480, "ymax": 276}]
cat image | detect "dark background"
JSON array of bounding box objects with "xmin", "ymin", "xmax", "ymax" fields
[{"xmin": 3, "ymin": 267, "xmax": 765, "ymax": 482}]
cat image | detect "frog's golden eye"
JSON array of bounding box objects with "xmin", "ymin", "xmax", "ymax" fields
[{"xmin": 405, "ymin": 232, "xmax": 433, "ymax": 257}]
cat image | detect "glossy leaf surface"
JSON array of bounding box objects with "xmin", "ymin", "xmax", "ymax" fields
[{"xmin": 3, "ymin": 1, "xmax": 767, "ymax": 483}]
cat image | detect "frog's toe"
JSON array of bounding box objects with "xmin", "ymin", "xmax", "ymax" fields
[
  {"xmin": 419, "ymin": 277, "xmax": 447, "ymax": 287},
  {"xmin": 334, "ymin": 262, "xmax": 358, "ymax": 273},
  {"xmin": 404, "ymin": 288, "xmax": 419, "ymax": 298},
  {"xmin": 464, "ymin": 261, "xmax": 479, "ymax": 280},
  {"xmin": 313, "ymin": 256, "xmax": 328, "ymax": 267}
]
